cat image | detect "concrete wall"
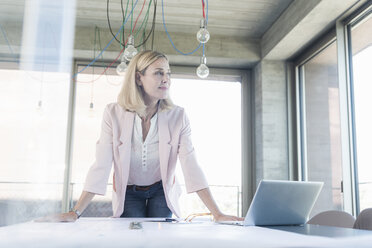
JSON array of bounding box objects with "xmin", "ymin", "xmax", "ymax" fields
[{"xmin": 253, "ymin": 60, "xmax": 289, "ymax": 187}]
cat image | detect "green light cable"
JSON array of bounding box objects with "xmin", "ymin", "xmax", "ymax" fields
[
  {"xmin": 95, "ymin": 26, "xmax": 108, "ymax": 78},
  {"xmin": 120, "ymin": 0, "xmax": 130, "ymax": 48},
  {"xmin": 97, "ymin": 26, "xmax": 119, "ymax": 85},
  {"xmin": 93, "ymin": 26, "xmax": 98, "ymax": 72},
  {"xmin": 134, "ymin": 0, "xmax": 152, "ymax": 38},
  {"xmin": 141, "ymin": 28, "xmax": 146, "ymax": 50},
  {"xmin": 130, "ymin": 0, "xmax": 133, "ymax": 34},
  {"xmin": 121, "ymin": 0, "xmax": 153, "ymax": 50},
  {"xmin": 138, "ymin": 7, "xmax": 149, "ymax": 50},
  {"xmin": 137, "ymin": 26, "xmax": 146, "ymax": 51}
]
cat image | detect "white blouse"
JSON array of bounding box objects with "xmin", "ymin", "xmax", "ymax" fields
[{"xmin": 127, "ymin": 113, "xmax": 162, "ymax": 186}]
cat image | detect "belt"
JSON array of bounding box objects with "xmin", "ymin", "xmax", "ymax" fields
[{"xmin": 127, "ymin": 181, "xmax": 161, "ymax": 191}]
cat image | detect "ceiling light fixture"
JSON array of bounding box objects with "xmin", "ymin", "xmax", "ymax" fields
[
  {"xmin": 196, "ymin": 55, "xmax": 209, "ymax": 79},
  {"xmin": 196, "ymin": 18, "xmax": 210, "ymax": 44},
  {"xmin": 116, "ymin": 54, "xmax": 129, "ymax": 75},
  {"xmin": 123, "ymin": 34, "xmax": 138, "ymax": 61}
]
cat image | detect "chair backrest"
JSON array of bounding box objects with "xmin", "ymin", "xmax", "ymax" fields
[
  {"xmin": 307, "ymin": 210, "xmax": 355, "ymax": 228},
  {"xmin": 353, "ymin": 208, "xmax": 372, "ymax": 230}
]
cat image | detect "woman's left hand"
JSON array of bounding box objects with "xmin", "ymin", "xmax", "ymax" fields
[{"xmin": 213, "ymin": 213, "xmax": 244, "ymax": 222}]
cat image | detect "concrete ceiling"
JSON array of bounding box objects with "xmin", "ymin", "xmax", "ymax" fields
[
  {"xmin": 75, "ymin": 0, "xmax": 293, "ymax": 38},
  {"xmin": 0, "ymin": 0, "xmax": 293, "ymax": 38},
  {"xmin": 0, "ymin": 0, "xmax": 367, "ymax": 69}
]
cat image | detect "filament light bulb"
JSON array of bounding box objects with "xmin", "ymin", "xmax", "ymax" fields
[
  {"xmin": 36, "ymin": 100, "xmax": 44, "ymax": 115},
  {"xmin": 196, "ymin": 19, "xmax": 210, "ymax": 44},
  {"xmin": 116, "ymin": 55, "xmax": 128, "ymax": 75},
  {"xmin": 88, "ymin": 102, "xmax": 95, "ymax": 118},
  {"xmin": 196, "ymin": 56, "xmax": 209, "ymax": 79},
  {"xmin": 123, "ymin": 35, "xmax": 138, "ymax": 61}
]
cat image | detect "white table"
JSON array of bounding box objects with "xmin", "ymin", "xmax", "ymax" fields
[{"xmin": 0, "ymin": 218, "xmax": 371, "ymax": 248}]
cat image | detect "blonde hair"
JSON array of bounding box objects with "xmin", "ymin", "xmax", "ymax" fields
[{"xmin": 117, "ymin": 50, "xmax": 174, "ymax": 117}]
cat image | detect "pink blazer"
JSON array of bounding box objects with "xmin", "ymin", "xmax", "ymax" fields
[{"xmin": 83, "ymin": 103, "xmax": 209, "ymax": 217}]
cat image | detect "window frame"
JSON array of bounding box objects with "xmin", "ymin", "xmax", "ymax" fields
[
  {"xmin": 293, "ymin": 2, "xmax": 372, "ymax": 216},
  {"xmin": 344, "ymin": 3, "xmax": 372, "ymax": 215}
]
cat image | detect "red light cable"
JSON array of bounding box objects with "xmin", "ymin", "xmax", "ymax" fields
[
  {"xmin": 202, "ymin": 0, "xmax": 205, "ymax": 19},
  {"xmin": 132, "ymin": 0, "xmax": 147, "ymax": 31}
]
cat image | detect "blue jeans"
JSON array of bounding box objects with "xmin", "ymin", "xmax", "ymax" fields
[{"xmin": 120, "ymin": 181, "xmax": 172, "ymax": 218}]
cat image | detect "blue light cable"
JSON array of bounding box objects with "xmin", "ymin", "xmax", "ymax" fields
[
  {"xmin": 0, "ymin": 24, "xmax": 15, "ymax": 55},
  {"xmin": 203, "ymin": 0, "xmax": 208, "ymax": 57},
  {"xmin": 75, "ymin": 0, "xmax": 139, "ymax": 76},
  {"xmin": 162, "ymin": 0, "xmax": 209, "ymax": 55}
]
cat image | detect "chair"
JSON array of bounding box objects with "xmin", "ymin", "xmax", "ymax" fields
[
  {"xmin": 307, "ymin": 210, "xmax": 355, "ymax": 228},
  {"xmin": 353, "ymin": 208, "xmax": 372, "ymax": 230}
]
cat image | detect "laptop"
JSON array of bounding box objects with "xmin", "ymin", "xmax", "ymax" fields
[{"xmin": 219, "ymin": 180, "xmax": 323, "ymax": 226}]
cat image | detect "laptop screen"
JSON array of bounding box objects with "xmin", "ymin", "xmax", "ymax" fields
[{"xmin": 244, "ymin": 180, "xmax": 323, "ymax": 226}]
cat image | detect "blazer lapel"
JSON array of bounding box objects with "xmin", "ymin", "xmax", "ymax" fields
[
  {"xmin": 119, "ymin": 111, "xmax": 135, "ymax": 145},
  {"xmin": 158, "ymin": 110, "xmax": 172, "ymax": 183},
  {"xmin": 118, "ymin": 110, "xmax": 135, "ymax": 188}
]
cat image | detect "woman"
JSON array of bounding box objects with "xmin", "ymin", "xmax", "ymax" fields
[{"xmin": 42, "ymin": 50, "xmax": 242, "ymax": 222}]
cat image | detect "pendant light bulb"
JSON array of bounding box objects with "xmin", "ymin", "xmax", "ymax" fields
[
  {"xmin": 88, "ymin": 102, "xmax": 95, "ymax": 118},
  {"xmin": 196, "ymin": 18, "xmax": 210, "ymax": 44},
  {"xmin": 196, "ymin": 56, "xmax": 209, "ymax": 79},
  {"xmin": 116, "ymin": 55, "xmax": 128, "ymax": 75},
  {"xmin": 123, "ymin": 35, "xmax": 138, "ymax": 61}
]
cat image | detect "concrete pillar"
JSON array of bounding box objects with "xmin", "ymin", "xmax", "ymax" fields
[{"xmin": 253, "ymin": 60, "xmax": 289, "ymax": 187}]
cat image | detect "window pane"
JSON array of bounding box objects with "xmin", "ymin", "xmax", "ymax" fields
[
  {"xmin": 0, "ymin": 67, "xmax": 70, "ymax": 226},
  {"xmin": 171, "ymin": 78, "xmax": 241, "ymax": 217},
  {"xmin": 301, "ymin": 41, "xmax": 343, "ymax": 215},
  {"xmin": 71, "ymin": 65, "xmax": 122, "ymax": 217},
  {"xmin": 70, "ymin": 69, "xmax": 242, "ymax": 217},
  {"xmin": 350, "ymin": 13, "xmax": 372, "ymax": 212}
]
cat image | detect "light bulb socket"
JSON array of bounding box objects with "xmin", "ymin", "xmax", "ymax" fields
[
  {"xmin": 127, "ymin": 35, "xmax": 135, "ymax": 46},
  {"xmin": 201, "ymin": 56, "xmax": 207, "ymax": 65},
  {"xmin": 120, "ymin": 54, "xmax": 126, "ymax": 63},
  {"xmin": 200, "ymin": 18, "xmax": 207, "ymax": 28}
]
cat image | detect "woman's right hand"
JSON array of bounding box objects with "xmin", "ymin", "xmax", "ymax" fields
[
  {"xmin": 35, "ymin": 191, "xmax": 93, "ymax": 222},
  {"xmin": 34, "ymin": 211, "xmax": 78, "ymax": 223}
]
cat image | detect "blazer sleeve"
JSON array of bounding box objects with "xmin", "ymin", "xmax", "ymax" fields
[
  {"xmin": 83, "ymin": 105, "xmax": 114, "ymax": 195},
  {"xmin": 178, "ymin": 111, "xmax": 209, "ymax": 193}
]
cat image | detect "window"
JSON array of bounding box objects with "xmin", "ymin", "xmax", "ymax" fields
[
  {"xmin": 70, "ymin": 65, "xmax": 242, "ymax": 217},
  {"xmin": 70, "ymin": 65, "xmax": 122, "ymax": 217},
  {"xmin": 171, "ymin": 78, "xmax": 241, "ymax": 217},
  {"xmin": 349, "ymin": 12, "xmax": 372, "ymax": 212},
  {"xmin": 0, "ymin": 63, "xmax": 70, "ymax": 226},
  {"xmin": 298, "ymin": 41, "xmax": 343, "ymax": 216}
]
